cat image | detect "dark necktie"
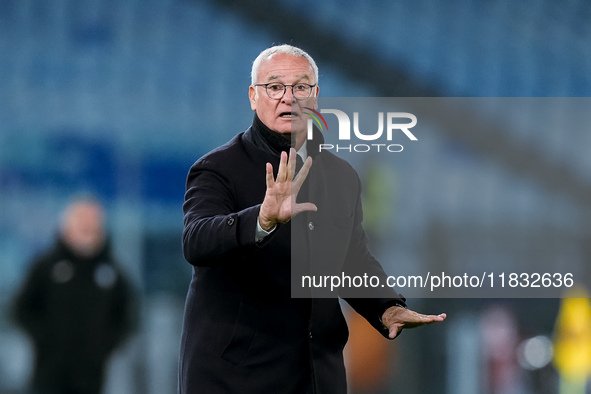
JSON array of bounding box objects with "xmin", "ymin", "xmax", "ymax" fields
[
  {"xmin": 295, "ymin": 154, "xmax": 304, "ymax": 175},
  {"xmin": 295, "ymin": 154, "xmax": 309, "ymax": 201}
]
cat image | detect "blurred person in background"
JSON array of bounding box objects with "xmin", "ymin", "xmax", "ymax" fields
[
  {"xmin": 12, "ymin": 196, "xmax": 136, "ymax": 394},
  {"xmin": 179, "ymin": 44, "xmax": 445, "ymax": 394}
]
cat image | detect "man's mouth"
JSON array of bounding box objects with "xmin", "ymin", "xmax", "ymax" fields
[{"xmin": 279, "ymin": 112, "xmax": 299, "ymax": 118}]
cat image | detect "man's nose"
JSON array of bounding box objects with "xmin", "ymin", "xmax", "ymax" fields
[{"xmin": 282, "ymin": 87, "xmax": 296, "ymax": 103}]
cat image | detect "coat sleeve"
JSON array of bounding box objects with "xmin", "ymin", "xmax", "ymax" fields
[
  {"xmin": 182, "ymin": 159, "xmax": 274, "ymax": 266},
  {"xmin": 101, "ymin": 266, "xmax": 138, "ymax": 354},
  {"xmin": 12, "ymin": 257, "xmax": 49, "ymax": 341},
  {"xmin": 339, "ymin": 174, "xmax": 407, "ymax": 339}
]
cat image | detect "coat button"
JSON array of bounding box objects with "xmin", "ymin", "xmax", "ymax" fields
[
  {"xmin": 227, "ymin": 217, "xmax": 235, "ymax": 226},
  {"xmin": 308, "ymin": 221, "xmax": 314, "ymax": 231},
  {"xmin": 309, "ymin": 332, "xmax": 313, "ymax": 339}
]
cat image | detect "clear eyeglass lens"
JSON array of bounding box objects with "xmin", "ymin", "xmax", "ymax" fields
[
  {"xmin": 266, "ymin": 83, "xmax": 312, "ymax": 99},
  {"xmin": 267, "ymin": 83, "xmax": 284, "ymax": 98}
]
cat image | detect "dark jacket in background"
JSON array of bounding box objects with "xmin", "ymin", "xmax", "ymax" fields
[
  {"xmin": 179, "ymin": 115, "xmax": 405, "ymax": 394},
  {"xmin": 13, "ymin": 237, "xmax": 135, "ymax": 394}
]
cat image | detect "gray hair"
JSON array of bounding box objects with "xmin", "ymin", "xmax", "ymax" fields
[{"xmin": 251, "ymin": 44, "xmax": 319, "ymax": 86}]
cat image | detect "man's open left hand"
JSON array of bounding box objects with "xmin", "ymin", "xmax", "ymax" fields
[{"xmin": 382, "ymin": 306, "xmax": 446, "ymax": 339}]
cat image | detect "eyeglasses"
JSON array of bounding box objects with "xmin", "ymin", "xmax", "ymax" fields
[{"xmin": 254, "ymin": 82, "xmax": 317, "ymax": 99}]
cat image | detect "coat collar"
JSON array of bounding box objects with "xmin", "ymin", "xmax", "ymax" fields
[
  {"xmin": 244, "ymin": 113, "xmax": 325, "ymax": 159},
  {"xmin": 54, "ymin": 236, "xmax": 113, "ymax": 264}
]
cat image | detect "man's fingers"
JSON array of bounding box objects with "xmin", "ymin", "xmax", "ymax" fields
[
  {"xmin": 424, "ymin": 313, "xmax": 446, "ymax": 322},
  {"xmin": 403, "ymin": 312, "xmax": 446, "ymax": 329},
  {"xmin": 276, "ymin": 151, "xmax": 288, "ymax": 183},
  {"xmin": 388, "ymin": 326, "xmax": 402, "ymax": 339},
  {"xmin": 293, "ymin": 156, "xmax": 313, "ymax": 186},
  {"xmin": 420, "ymin": 312, "xmax": 446, "ymax": 321},
  {"xmin": 384, "ymin": 310, "xmax": 447, "ymax": 338},
  {"xmin": 288, "ymin": 148, "xmax": 296, "ymax": 181},
  {"xmin": 293, "ymin": 202, "xmax": 318, "ymax": 216},
  {"xmin": 384, "ymin": 307, "xmax": 447, "ymax": 333},
  {"xmin": 265, "ymin": 162, "xmax": 274, "ymax": 188}
]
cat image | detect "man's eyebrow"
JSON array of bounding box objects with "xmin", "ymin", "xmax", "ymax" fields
[{"xmin": 266, "ymin": 74, "xmax": 312, "ymax": 82}]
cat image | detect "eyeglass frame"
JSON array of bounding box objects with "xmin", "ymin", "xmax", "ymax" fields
[{"xmin": 254, "ymin": 82, "xmax": 317, "ymax": 99}]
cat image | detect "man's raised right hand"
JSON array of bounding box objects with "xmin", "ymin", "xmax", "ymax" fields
[{"xmin": 258, "ymin": 148, "xmax": 317, "ymax": 231}]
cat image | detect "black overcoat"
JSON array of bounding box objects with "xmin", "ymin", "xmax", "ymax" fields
[
  {"xmin": 179, "ymin": 116, "xmax": 405, "ymax": 394},
  {"xmin": 13, "ymin": 238, "xmax": 134, "ymax": 394}
]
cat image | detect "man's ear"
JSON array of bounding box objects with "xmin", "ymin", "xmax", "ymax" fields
[
  {"xmin": 312, "ymin": 85, "xmax": 320, "ymax": 109},
  {"xmin": 249, "ymin": 85, "xmax": 257, "ymax": 111}
]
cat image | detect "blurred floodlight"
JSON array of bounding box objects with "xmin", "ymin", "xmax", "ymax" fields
[{"xmin": 517, "ymin": 335, "xmax": 553, "ymax": 370}]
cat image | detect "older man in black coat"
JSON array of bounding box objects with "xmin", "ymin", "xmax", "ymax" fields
[{"xmin": 179, "ymin": 45, "xmax": 445, "ymax": 394}]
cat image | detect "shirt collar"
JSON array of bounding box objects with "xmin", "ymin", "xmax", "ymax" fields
[{"xmin": 297, "ymin": 142, "xmax": 308, "ymax": 161}]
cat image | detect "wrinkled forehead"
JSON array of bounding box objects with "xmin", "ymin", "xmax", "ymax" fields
[{"xmin": 257, "ymin": 54, "xmax": 315, "ymax": 83}]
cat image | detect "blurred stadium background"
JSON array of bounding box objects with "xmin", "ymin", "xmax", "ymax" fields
[{"xmin": 1, "ymin": 0, "xmax": 591, "ymax": 393}]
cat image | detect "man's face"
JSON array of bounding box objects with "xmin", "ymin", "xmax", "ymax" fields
[
  {"xmin": 249, "ymin": 53, "xmax": 318, "ymax": 145},
  {"xmin": 62, "ymin": 202, "xmax": 106, "ymax": 258}
]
